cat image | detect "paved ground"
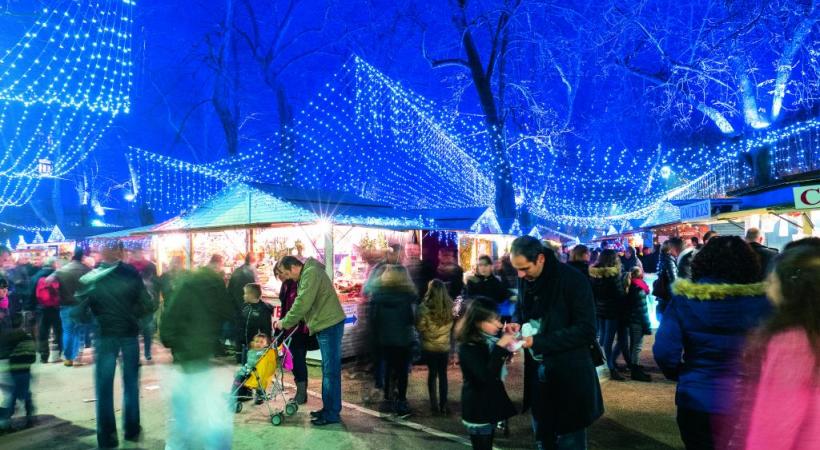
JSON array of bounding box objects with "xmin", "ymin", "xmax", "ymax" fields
[{"xmin": 0, "ymin": 336, "xmax": 683, "ymax": 450}]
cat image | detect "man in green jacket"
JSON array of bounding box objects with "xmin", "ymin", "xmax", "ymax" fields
[{"xmin": 274, "ymin": 256, "xmax": 345, "ymax": 426}]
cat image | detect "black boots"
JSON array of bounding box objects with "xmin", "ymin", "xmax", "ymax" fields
[
  {"xmin": 292, "ymin": 381, "xmax": 308, "ymax": 404},
  {"xmin": 469, "ymin": 434, "xmax": 494, "ymax": 450},
  {"xmin": 630, "ymin": 365, "xmax": 652, "ymax": 382}
]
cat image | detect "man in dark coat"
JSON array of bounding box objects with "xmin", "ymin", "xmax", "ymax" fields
[
  {"xmin": 744, "ymin": 227, "xmax": 778, "ymax": 280},
  {"xmin": 508, "ymin": 236, "xmax": 603, "ymax": 450}
]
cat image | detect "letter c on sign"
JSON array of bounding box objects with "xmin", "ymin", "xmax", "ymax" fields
[{"xmin": 801, "ymin": 188, "xmax": 820, "ymax": 206}]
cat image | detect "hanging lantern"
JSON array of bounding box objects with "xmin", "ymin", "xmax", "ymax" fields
[{"xmin": 37, "ymin": 158, "xmax": 53, "ymax": 177}]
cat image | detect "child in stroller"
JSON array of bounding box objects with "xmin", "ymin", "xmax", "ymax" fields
[
  {"xmin": 233, "ymin": 333, "xmax": 270, "ymax": 405},
  {"xmin": 230, "ymin": 330, "xmax": 299, "ymax": 426}
]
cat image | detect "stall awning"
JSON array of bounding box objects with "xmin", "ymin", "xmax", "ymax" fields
[{"xmin": 149, "ymin": 183, "xmax": 427, "ymax": 232}]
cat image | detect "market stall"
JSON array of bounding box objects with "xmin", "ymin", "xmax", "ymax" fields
[{"xmin": 137, "ymin": 182, "xmax": 425, "ymax": 358}]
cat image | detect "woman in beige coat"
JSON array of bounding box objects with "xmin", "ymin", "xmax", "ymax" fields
[{"xmin": 416, "ymin": 279, "xmax": 454, "ymax": 415}]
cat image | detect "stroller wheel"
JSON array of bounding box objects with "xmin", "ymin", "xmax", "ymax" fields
[
  {"xmin": 234, "ymin": 402, "xmax": 243, "ymax": 413},
  {"xmin": 285, "ymin": 402, "xmax": 298, "ymax": 416},
  {"xmin": 271, "ymin": 413, "xmax": 284, "ymax": 426}
]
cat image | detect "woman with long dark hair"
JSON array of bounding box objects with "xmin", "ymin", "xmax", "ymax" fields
[
  {"xmin": 740, "ymin": 240, "xmax": 820, "ymax": 450},
  {"xmin": 654, "ymin": 236, "xmax": 772, "ymax": 450}
]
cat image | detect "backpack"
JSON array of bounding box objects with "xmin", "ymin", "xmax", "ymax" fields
[{"xmin": 36, "ymin": 276, "xmax": 61, "ymax": 308}]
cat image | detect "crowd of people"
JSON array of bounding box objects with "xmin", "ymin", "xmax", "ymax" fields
[{"xmin": 0, "ymin": 229, "xmax": 817, "ymax": 450}]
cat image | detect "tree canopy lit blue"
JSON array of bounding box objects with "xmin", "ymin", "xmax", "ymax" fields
[{"xmin": 1, "ymin": 0, "xmax": 818, "ymax": 235}]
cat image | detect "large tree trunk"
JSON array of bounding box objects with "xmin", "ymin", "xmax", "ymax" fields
[
  {"xmin": 276, "ymin": 85, "xmax": 296, "ymax": 186},
  {"xmin": 211, "ymin": 0, "xmax": 240, "ymax": 156}
]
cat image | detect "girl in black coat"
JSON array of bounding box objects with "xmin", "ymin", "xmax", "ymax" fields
[{"xmin": 456, "ymin": 297, "xmax": 517, "ymax": 450}]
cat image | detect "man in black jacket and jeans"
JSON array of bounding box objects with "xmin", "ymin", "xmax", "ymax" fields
[
  {"xmin": 507, "ymin": 236, "xmax": 603, "ymax": 450},
  {"xmin": 73, "ymin": 241, "xmax": 154, "ymax": 448}
]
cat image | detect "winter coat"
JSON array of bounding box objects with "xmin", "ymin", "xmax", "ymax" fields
[
  {"xmin": 29, "ymin": 267, "xmax": 55, "ymax": 310},
  {"xmin": 54, "ymin": 260, "xmax": 91, "ymax": 308},
  {"xmin": 368, "ymin": 286, "xmax": 416, "ymax": 348},
  {"xmin": 458, "ymin": 341, "xmax": 517, "ymax": 424},
  {"xmin": 463, "ymin": 274, "xmax": 509, "ymax": 304},
  {"xmin": 279, "ymin": 279, "xmax": 309, "ymax": 335},
  {"xmin": 415, "ymin": 305, "xmax": 452, "ymax": 353},
  {"xmin": 0, "ymin": 327, "xmax": 36, "ymax": 372},
  {"xmin": 589, "ymin": 266, "xmax": 627, "ymax": 321},
  {"xmin": 653, "ymin": 278, "xmax": 772, "ymax": 415},
  {"xmin": 655, "ymin": 252, "xmax": 678, "ymax": 310},
  {"xmin": 73, "ymin": 261, "xmax": 155, "ymax": 338},
  {"xmin": 677, "ymin": 248, "xmax": 696, "ymax": 280},
  {"xmin": 279, "ymin": 258, "xmax": 345, "ymax": 335},
  {"xmin": 515, "ymin": 250, "xmax": 604, "ymax": 433},
  {"xmin": 227, "ymin": 263, "xmax": 257, "ymax": 313},
  {"xmin": 240, "ymin": 301, "xmax": 273, "ymax": 346},
  {"xmin": 6, "ymin": 263, "xmax": 34, "ymax": 315},
  {"xmin": 160, "ymin": 267, "xmax": 235, "ymax": 365},
  {"xmin": 566, "ymin": 260, "xmax": 589, "ymax": 278},
  {"xmin": 620, "ymin": 254, "xmax": 643, "ymax": 272},
  {"xmin": 626, "ymin": 279, "xmax": 651, "ymax": 333},
  {"xmin": 748, "ymin": 242, "xmax": 779, "ymax": 280},
  {"xmin": 743, "ymin": 329, "xmax": 820, "ymax": 450}
]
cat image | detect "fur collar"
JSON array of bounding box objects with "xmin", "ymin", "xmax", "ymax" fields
[
  {"xmin": 672, "ymin": 279, "xmax": 766, "ymax": 300},
  {"xmin": 588, "ymin": 266, "xmax": 620, "ymax": 278}
]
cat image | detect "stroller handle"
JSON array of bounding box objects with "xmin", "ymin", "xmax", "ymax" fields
[{"xmin": 271, "ymin": 326, "xmax": 299, "ymax": 348}]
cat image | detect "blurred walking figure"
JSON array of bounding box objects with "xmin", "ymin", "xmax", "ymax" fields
[
  {"xmin": 654, "ymin": 236, "xmax": 772, "ymax": 450},
  {"xmin": 128, "ymin": 248, "xmax": 159, "ymax": 362},
  {"xmin": 161, "ymin": 265, "xmax": 236, "ymax": 450},
  {"xmin": 34, "ymin": 259, "xmax": 60, "ymax": 363},
  {"xmin": 739, "ymin": 240, "xmax": 820, "ymax": 450},
  {"xmin": 368, "ymin": 265, "xmax": 417, "ymax": 417},
  {"xmin": 73, "ymin": 241, "xmax": 155, "ymax": 448},
  {"xmin": 0, "ymin": 313, "xmax": 36, "ymax": 432},
  {"xmin": 54, "ymin": 248, "xmax": 91, "ymax": 367},
  {"xmin": 416, "ymin": 279, "xmax": 454, "ymax": 415}
]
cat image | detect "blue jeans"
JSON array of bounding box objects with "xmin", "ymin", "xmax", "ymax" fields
[
  {"xmin": 95, "ymin": 336, "xmax": 141, "ymax": 447},
  {"xmin": 141, "ymin": 315, "xmax": 155, "ymax": 359},
  {"xmin": 532, "ymin": 422, "xmax": 587, "ymax": 450},
  {"xmin": 316, "ymin": 320, "xmax": 344, "ymax": 422},
  {"xmin": 598, "ymin": 318, "xmax": 629, "ymax": 371},
  {"xmin": 60, "ymin": 307, "xmax": 84, "ymax": 361},
  {"xmin": 2, "ymin": 370, "xmax": 33, "ymax": 421}
]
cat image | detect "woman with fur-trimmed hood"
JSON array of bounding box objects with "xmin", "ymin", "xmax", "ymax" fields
[{"xmin": 654, "ymin": 236, "xmax": 772, "ymax": 450}]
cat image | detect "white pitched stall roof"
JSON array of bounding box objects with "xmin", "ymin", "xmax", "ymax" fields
[
  {"xmin": 640, "ymin": 202, "xmax": 682, "ymax": 229},
  {"xmin": 411, "ymin": 207, "xmax": 502, "ymax": 234},
  {"xmin": 148, "ymin": 183, "xmax": 427, "ymax": 232}
]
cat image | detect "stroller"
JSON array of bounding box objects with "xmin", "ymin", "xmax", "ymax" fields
[{"xmin": 230, "ymin": 328, "xmax": 298, "ymax": 426}]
